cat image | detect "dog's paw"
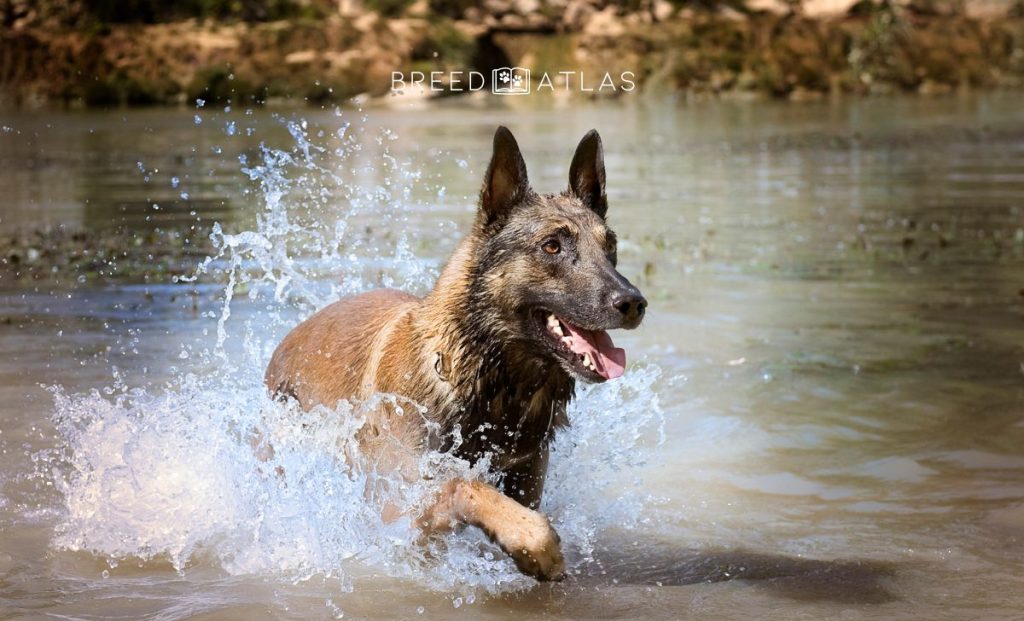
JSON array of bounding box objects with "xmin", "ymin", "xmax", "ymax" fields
[{"xmin": 496, "ymin": 510, "xmax": 565, "ymax": 582}]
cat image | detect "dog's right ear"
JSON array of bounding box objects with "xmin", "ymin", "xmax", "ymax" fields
[
  {"xmin": 568, "ymin": 129, "xmax": 607, "ymax": 219},
  {"xmin": 479, "ymin": 126, "xmax": 529, "ymax": 230}
]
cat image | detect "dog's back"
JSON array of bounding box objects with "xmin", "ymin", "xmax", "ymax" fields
[{"xmin": 265, "ymin": 288, "xmax": 421, "ymax": 409}]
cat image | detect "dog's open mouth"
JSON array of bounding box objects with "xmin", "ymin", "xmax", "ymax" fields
[{"xmin": 537, "ymin": 311, "xmax": 626, "ymax": 382}]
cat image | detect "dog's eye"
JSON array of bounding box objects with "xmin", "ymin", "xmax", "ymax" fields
[{"xmin": 542, "ymin": 239, "xmax": 561, "ymax": 255}]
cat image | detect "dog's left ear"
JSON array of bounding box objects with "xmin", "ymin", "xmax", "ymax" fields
[{"xmin": 568, "ymin": 129, "xmax": 607, "ymax": 219}]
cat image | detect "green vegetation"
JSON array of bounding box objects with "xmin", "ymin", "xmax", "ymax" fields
[
  {"xmin": 186, "ymin": 65, "xmax": 265, "ymax": 105},
  {"xmin": 848, "ymin": 4, "xmax": 912, "ymax": 88},
  {"xmin": 411, "ymin": 17, "xmax": 476, "ymax": 68},
  {"xmin": 82, "ymin": 71, "xmax": 170, "ymax": 106},
  {"xmin": 655, "ymin": 9, "xmax": 1024, "ymax": 97},
  {"xmin": 363, "ymin": 0, "xmax": 416, "ymax": 18},
  {"xmin": 427, "ymin": 0, "xmax": 479, "ymax": 19},
  {"xmin": 80, "ymin": 0, "xmax": 330, "ymax": 23}
]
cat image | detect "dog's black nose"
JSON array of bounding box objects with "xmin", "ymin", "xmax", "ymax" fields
[{"xmin": 612, "ymin": 290, "xmax": 647, "ymax": 326}]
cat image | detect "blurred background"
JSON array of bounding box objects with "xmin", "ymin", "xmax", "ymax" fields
[{"xmin": 2, "ymin": 0, "xmax": 1024, "ymax": 107}]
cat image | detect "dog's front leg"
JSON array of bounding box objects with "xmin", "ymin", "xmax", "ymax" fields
[{"xmin": 419, "ymin": 479, "xmax": 565, "ymax": 581}]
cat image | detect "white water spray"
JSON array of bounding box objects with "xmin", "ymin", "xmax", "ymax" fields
[{"xmin": 41, "ymin": 113, "xmax": 665, "ymax": 601}]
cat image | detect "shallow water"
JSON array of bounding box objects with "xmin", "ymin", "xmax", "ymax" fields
[{"xmin": 1, "ymin": 94, "xmax": 1024, "ymax": 620}]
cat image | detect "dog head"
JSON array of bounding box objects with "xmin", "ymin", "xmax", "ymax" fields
[{"xmin": 471, "ymin": 126, "xmax": 646, "ymax": 383}]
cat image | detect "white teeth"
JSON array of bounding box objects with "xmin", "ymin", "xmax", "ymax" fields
[
  {"xmin": 583, "ymin": 352, "xmax": 595, "ymax": 371},
  {"xmin": 547, "ymin": 314, "xmax": 565, "ymax": 336},
  {"xmin": 547, "ymin": 313, "xmax": 578, "ymax": 350}
]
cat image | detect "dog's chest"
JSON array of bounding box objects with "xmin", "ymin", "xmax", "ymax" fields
[{"xmin": 434, "ymin": 368, "xmax": 570, "ymax": 472}]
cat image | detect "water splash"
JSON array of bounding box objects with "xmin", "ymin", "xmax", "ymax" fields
[{"xmin": 41, "ymin": 114, "xmax": 664, "ymax": 601}]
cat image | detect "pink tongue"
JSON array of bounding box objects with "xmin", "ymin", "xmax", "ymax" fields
[{"xmin": 562, "ymin": 321, "xmax": 626, "ymax": 380}]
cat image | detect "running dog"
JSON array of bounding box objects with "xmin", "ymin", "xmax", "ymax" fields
[{"xmin": 265, "ymin": 126, "xmax": 646, "ymax": 581}]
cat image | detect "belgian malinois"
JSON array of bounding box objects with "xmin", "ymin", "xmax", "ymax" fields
[{"xmin": 265, "ymin": 126, "xmax": 646, "ymax": 581}]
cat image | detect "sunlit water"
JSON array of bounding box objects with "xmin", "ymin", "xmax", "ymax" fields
[{"xmin": 1, "ymin": 94, "xmax": 1023, "ymax": 619}]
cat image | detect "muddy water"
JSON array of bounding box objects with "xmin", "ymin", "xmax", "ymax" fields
[{"xmin": 1, "ymin": 94, "xmax": 1023, "ymax": 620}]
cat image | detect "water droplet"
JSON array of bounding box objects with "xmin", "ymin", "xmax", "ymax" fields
[
  {"xmin": 171, "ymin": 176, "xmax": 180, "ymax": 188},
  {"xmin": 194, "ymin": 115, "xmax": 203, "ymax": 125},
  {"xmin": 37, "ymin": 113, "xmax": 664, "ymax": 594}
]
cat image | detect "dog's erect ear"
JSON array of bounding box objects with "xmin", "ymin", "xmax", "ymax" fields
[
  {"xmin": 480, "ymin": 126, "xmax": 529, "ymax": 229},
  {"xmin": 568, "ymin": 129, "xmax": 607, "ymax": 219}
]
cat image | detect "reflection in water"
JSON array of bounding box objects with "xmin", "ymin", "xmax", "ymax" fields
[
  {"xmin": 0, "ymin": 94, "xmax": 1022, "ymax": 619},
  {"xmin": 581, "ymin": 541, "xmax": 898, "ymax": 605}
]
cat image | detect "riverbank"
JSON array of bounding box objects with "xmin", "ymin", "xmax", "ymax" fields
[{"xmin": 2, "ymin": 0, "xmax": 1024, "ymax": 108}]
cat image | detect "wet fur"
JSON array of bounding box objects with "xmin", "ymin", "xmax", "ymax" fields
[{"xmin": 265, "ymin": 127, "xmax": 644, "ymax": 581}]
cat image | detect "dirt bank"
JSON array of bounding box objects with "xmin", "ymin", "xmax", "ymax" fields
[{"xmin": 2, "ymin": 0, "xmax": 1023, "ymax": 107}]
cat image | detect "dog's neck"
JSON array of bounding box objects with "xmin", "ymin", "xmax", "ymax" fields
[{"xmin": 419, "ymin": 235, "xmax": 573, "ymax": 462}]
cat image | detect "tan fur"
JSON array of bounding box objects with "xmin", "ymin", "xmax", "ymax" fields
[{"xmin": 265, "ymin": 235, "xmax": 566, "ymax": 579}]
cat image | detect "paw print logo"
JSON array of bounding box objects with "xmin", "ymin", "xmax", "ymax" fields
[{"xmin": 492, "ymin": 67, "xmax": 530, "ymax": 95}]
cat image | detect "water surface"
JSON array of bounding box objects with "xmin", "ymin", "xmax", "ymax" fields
[{"xmin": 1, "ymin": 94, "xmax": 1023, "ymax": 619}]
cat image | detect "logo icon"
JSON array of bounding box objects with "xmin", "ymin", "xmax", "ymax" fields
[{"xmin": 492, "ymin": 67, "xmax": 531, "ymax": 95}]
